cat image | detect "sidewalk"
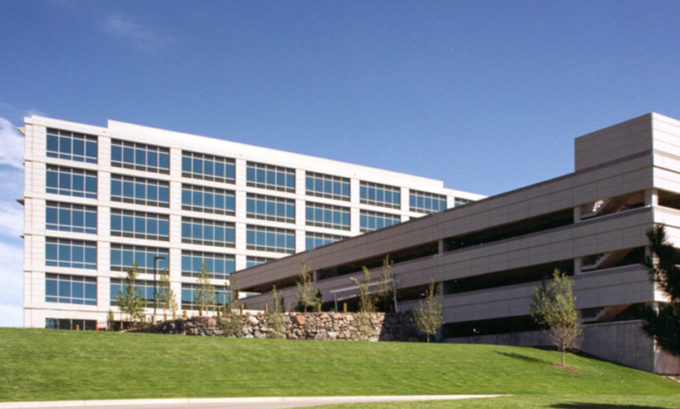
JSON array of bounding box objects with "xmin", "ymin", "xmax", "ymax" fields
[{"xmin": 0, "ymin": 395, "xmax": 507, "ymax": 409}]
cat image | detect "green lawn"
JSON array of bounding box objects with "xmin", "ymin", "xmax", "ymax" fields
[
  {"xmin": 1, "ymin": 328, "xmax": 678, "ymax": 405},
  {"xmin": 306, "ymin": 395, "xmax": 680, "ymax": 409}
]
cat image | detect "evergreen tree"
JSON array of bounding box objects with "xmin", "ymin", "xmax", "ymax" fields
[
  {"xmin": 530, "ymin": 269, "xmax": 582, "ymax": 367},
  {"xmin": 643, "ymin": 225, "xmax": 680, "ymax": 357},
  {"xmin": 413, "ymin": 279, "xmax": 443, "ymax": 343}
]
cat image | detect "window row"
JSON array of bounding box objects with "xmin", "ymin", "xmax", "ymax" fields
[
  {"xmin": 246, "ymin": 162, "xmax": 295, "ymax": 192},
  {"xmin": 305, "ymin": 172, "xmax": 350, "ymax": 201},
  {"xmin": 45, "ymin": 273, "xmax": 97, "ymax": 305},
  {"xmin": 46, "ymin": 201, "xmax": 97, "ymax": 234},
  {"xmin": 182, "ymin": 151, "xmax": 235, "ymax": 184},
  {"xmin": 45, "ymin": 131, "xmax": 464, "ymax": 213},
  {"xmin": 111, "ymin": 139, "xmax": 169, "ymax": 174},
  {"xmin": 44, "ymin": 274, "xmax": 238, "ymax": 310},
  {"xmin": 306, "ymin": 232, "xmax": 346, "ymax": 250},
  {"xmin": 246, "ymin": 225, "xmax": 295, "ymax": 253},
  {"xmin": 246, "ymin": 256, "xmax": 274, "ymax": 268},
  {"xmin": 360, "ymin": 181, "xmax": 401, "ymax": 209},
  {"xmin": 360, "ymin": 210, "xmax": 401, "ymax": 233},
  {"xmin": 110, "ymin": 278, "xmax": 158, "ymax": 306},
  {"xmin": 181, "ymin": 217, "xmax": 235, "ymax": 247},
  {"xmin": 181, "ymin": 251, "xmax": 235, "ymax": 279},
  {"xmin": 110, "ymin": 209, "xmax": 169, "ymax": 241},
  {"xmin": 111, "ymin": 174, "xmax": 169, "ymax": 207},
  {"xmin": 410, "ymin": 190, "xmax": 447, "ymax": 214},
  {"xmin": 45, "ymin": 238, "xmax": 97, "ymax": 270},
  {"xmin": 110, "ymin": 244, "xmax": 169, "ymax": 274},
  {"xmin": 182, "ymin": 184, "xmax": 235, "ymax": 215},
  {"xmin": 181, "ymin": 283, "xmax": 229, "ymax": 310},
  {"xmin": 305, "ymin": 202, "xmax": 350, "ymax": 230},
  {"xmin": 46, "ymin": 165, "xmax": 97, "ymax": 199},
  {"xmin": 246, "ymin": 193, "xmax": 295, "ymax": 223},
  {"xmin": 46, "ymin": 128, "xmax": 98, "ymax": 163}
]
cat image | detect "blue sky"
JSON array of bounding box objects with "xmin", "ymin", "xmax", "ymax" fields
[{"xmin": 1, "ymin": 1, "xmax": 679, "ymax": 326}]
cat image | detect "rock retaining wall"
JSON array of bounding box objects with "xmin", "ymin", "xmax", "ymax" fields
[{"xmin": 143, "ymin": 312, "xmax": 419, "ymax": 341}]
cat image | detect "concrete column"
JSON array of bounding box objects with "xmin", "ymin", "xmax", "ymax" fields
[
  {"xmin": 645, "ymin": 189, "xmax": 659, "ymax": 207},
  {"xmin": 574, "ymin": 257, "xmax": 582, "ymax": 275},
  {"xmin": 573, "ymin": 206, "xmax": 581, "ymax": 223},
  {"xmin": 438, "ymin": 239, "xmax": 444, "ymax": 254}
]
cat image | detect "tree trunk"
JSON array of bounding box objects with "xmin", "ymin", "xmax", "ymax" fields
[{"xmin": 561, "ymin": 348, "xmax": 566, "ymax": 367}]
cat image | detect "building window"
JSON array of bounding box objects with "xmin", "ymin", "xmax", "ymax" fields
[
  {"xmin": 111, "ymin": 139, "xmax": 169, "ymax": 174},
  {"xmin": 110, "ymin": 209, "xmax": 169, "ymax": 241},
  {"xmin": 181, "ymin": 251, "xmax": 235, "ymax": 279},
  {"xmin": 45, "ymin": 238, "xmax": 97, "ymax": 269},
  {"xmin": 46, "ymin": 128, "xmax": 98, "ymax": 164},
  {"xmin": 246, "ymin": 256, "xmax": 274, "ymax": 268},
  {"xmin": 111, "ymin": 174, "xmax": 169, "ymax": 207},
  {"xmin": 360, "ymin": 210, "xmax": 400, "ymax": 232},
  {"xmin": 46, "ymin": 165, "xmax": 97, "ymax": 199},
  {"xmin": 110, "ymin": 244, "xmax": 169, "ymax": 274},
  {"xmin": 305, "ymin": 202, "xmax": 350, "ymax": 230},
  {"xmin": 409, "ymin": 190, "xmax": 447, "ymax": 214},
  {"xmin": 46, "ymin": 318, "xmax": 96, "ymax": 331},
  {"xmin": 360, "ymin": 181, "xmax": 400, "ymax": 209},
  {"xmin": 182, "ymin": 184, "xmax": 235, "ymax": 215},
  {"xmin": 246, "ymin": 225, "xmax": 295, "ymax": 253},
  {"xmin": 181, "ymin": 283, "xmax": 228, "ymax": 310},
  {"xmin": 246, "ymin": 193, "xmax": 295, "ymax": 223},
  {"xmin": 45, "ymin": 273, "xmax": 97, "ymax": 305},
  {"xmin": 181, "ymin": 217, "xmax": 235, "ymax": 247},
  {"xmin": 246, "ymin": 162, "xmax": 295, "ymax": 192},
  {"xmin": 46, "ymin": 201, "xmax": 97, "ymax": 234},
  {"xmin": 305, "ymin": 232, "xmax": 347, "ymax": 250},
  {"xmin": 182, "ymin": 151, "xmax": 235, "ymax": 184},
  {"xmin": 305, "ymin": 172, "xmax": 350, "ymax": 201},
  {"xmin": 455, "ymin": 197, "xmax": 472, "ymax": 207},
  {"xmin": 110, "ymin": 278, "xmax": 158, "ymax": 306}
]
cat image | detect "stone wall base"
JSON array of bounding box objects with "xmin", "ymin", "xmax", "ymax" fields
[{"xmin": 142, "ymin": 311, "xmax": 420, "ymax": 342}]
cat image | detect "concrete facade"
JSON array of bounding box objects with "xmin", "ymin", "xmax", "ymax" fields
[
  {"xmin": 232, "ymin": 113, "xmax": 680, "ymax": 374},
  {"xmin": 21, "ymin": 116, "xmax": 482, "ymax": 329}
]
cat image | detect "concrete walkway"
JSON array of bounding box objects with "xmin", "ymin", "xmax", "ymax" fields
[{"xmin": 0, "ymin": 395, "xmax": 507, "ymax": 409}]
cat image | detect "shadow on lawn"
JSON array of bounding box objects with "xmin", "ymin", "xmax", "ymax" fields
[
  {"xmin": 552, "ymin": 404, "xmax": 668, "ymax": 409},
  {"xmin": 495, "ymin": 351, "xmax": 549, "ymax": 365}
]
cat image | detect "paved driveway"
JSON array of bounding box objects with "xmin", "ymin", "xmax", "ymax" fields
[{"xmin": 0, "ymin": 395, "xmax": 506, "ymax": 409}]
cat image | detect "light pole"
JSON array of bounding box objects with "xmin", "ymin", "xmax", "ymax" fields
[{"xmin": 153, "ymin": 256, "xmax": 166, "ymax": 322}]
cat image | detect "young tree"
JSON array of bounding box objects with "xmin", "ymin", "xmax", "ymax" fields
[
  {"xmin": 413, "ymin": 279, "xmax": 443, "ymax": 343},
  {"xmin": 350, "ymin": 267, "xmax": 377, "ymax": 314},
  {"xmin": 530, "ymin": 269, "xmax": 582, "ymax": 367},
  {"xmin": 349, "ymin": 267, "xmax": 378, "ymax": 340},
  {"xmin": 642, "ymin": 225, "xmax": 680, "ymax": 356},
  {"xmin": 268, "ymin": 285, "xmax": 287, "ymax": 339},
  {"xmin": 196, "ymin": 261, "xmax": 216, "ymax": 314},
  {"xmin": 157, "ymin": 269, "xmax": 178, "ymax": 318},
  {"xmin": 220, "ymin": 277, "xmax": 243, "ymax": 337},
  {"xmin": 115, "ymin": 262, "xmax": 145, "ymax": 326},
  {"xmin": 376, "ymin": 255, "xmax": 395, "ymax": 312},
  {"xmin": 296, "ymin": 260, "xmax": 320, "ymax": 312}
]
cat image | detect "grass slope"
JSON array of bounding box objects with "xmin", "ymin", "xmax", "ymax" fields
[{"xmin": 1, "ymin": 328, "xmax": 678, "ymax": 403}]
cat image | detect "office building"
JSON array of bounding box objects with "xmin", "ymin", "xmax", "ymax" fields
[{"xmin": 21, "ymin": 116, "xmax": 482, "ymax": 330}]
